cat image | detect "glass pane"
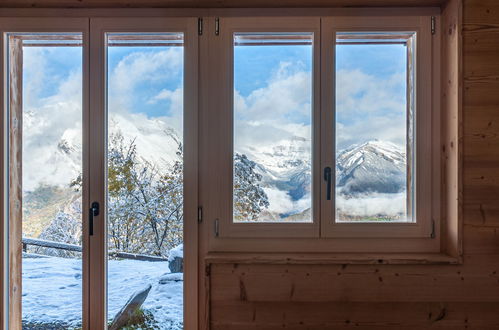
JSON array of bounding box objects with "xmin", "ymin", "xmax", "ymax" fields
[
  {"xmin": 335, "ymin": 32, "xmax": 415, "ymax": 223},
  {"xmin": 106, "ymin": 33, "xmax": 184, "ymax": 329},
  {"xmin": 10, "ymin": 34, "xmax": 84, "ymax": 328},
  {"xmin": 233, "ymin": 32, "xmax": 313, "ymax": 223}
]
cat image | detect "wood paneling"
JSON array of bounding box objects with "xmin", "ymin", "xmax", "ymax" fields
[
  {"xmin": 208, "ymin": 0, "xmax": 499, "ymax": 329},
  {"xmin": 0, "ymin": 0, "xmax": 447, "ymax": 9}
]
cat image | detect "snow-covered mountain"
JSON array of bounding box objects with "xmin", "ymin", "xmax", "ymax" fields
[
  {"xmin": 238, "ymin": 136, "xmax": 312, "ymax": 201},
  {"xmin": 25, "ymin": 108, "xmax": 407, "ymax": 223},
  {"xmin": 23, "ymin": 113, "xmax": 182, "ymax": 193},
  {"xmin": 336, "ymin": 140, "xmax": 407, "ymax": 195},
  {"xmin": 243, "ymin": 138, "xmax": 406, "ymax": 201}
]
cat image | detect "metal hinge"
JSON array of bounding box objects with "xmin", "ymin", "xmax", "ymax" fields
[
  {"xmin": 431, "ymin": 16, "xmax": 436, "ymax": 35},
  {"xmin": 197, "ymin": 206, "xmax": 203, "ymax": 223},
  {"xmin": 198, "ymin": 17, "xmax": 203, "ymax": 35},
  {"xmin": 430, "ymin": 219, "xmax": 436, "ymax": 238},
  {"xmin": 214, "ymin": 218, "xmax": 219, "ymax": 237},
  {"xmin": 215, "ymin": 17, "xmax": 220, "ymax": 36}
]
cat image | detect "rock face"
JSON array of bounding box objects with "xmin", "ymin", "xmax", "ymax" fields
[
  {"xmin": 168, "ymin": 244, "xmax": 183, "ymax": 273},
  {"xmin": 168, "ymin": 257, "xmax": 183, "ymax": 273},
  {"xmin": 109, "ymin": 284, "xmax": 152, "ymax": 330}
]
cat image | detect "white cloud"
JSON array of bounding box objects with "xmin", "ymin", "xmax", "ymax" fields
[
  {"xmin": 108, "ymin": 48, "xmax": 183, "ymax": 114},
  {"xmin": 234, "ymin": 61, "xmax": 313, "ymax": 156},
  {"xmin": 21, "ymin": 46, "xmax": 184, "ymax": 192},
  {"xmin": 336, "ymin": 68, "xmax": 407, "ymax": 150},
  {"xmin": 262, "ymin": 187, "xmax": 311, "ymax": 217},
  {"xmin": 22, "ymin": 48, "xmax": 83, "ymax": 191},
  {"xmin": 336, "ymin": 192, "xmax": 407, "ymax": 219}
]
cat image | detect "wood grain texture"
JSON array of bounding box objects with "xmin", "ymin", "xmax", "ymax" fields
[
  {"xmin": 0, "ymin": 0, "xmax": 447, "ymax": 8},
  {"xmin": 8, "ymin": 36, "xmax": 23, "ymax": 330},
  {"xmin": 441, "ymin": 0, "xmax": 462, "ymax": 258},
  {"xmin": 207, "ymin": 0, "xmax": 499, "ymax": 329}
]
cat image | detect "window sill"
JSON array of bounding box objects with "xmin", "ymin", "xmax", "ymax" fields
[{"xmin": 205, "ymin": 252, "xmax": 462, "ymax": 265}]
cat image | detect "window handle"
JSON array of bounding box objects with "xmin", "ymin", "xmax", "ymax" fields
[
  {"xmin": 89, "ymin": 202, "xmax": 99, "ymax": 236},
  {"xmin": 324, "ymin": 166, "xmax": 332, "ymax": 201}
]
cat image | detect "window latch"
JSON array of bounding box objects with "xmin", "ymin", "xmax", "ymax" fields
[
  {"xmin": 89, "ymin": 201, "xmax": 99, "ymax": 236},
  {"xmin": 324, "ymin": 167, "xmax": 332, "ymax": 201}
]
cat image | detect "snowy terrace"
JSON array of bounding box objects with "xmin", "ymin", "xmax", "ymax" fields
[{"xmin": 22, "ymin": 255, "xmax": 183, "ymax": 329}]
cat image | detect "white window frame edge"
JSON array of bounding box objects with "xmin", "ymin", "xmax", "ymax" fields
[
  {"xmin": 322, "ymin": 15, "xmax": 439, "ymax": 241},
  {"xmin": 215, "ymin": 17, "xmax": 322, "ymax": 239},
  {"xmin": 210, "ymin": 14, "xmax": 441, "ymax": 253}
]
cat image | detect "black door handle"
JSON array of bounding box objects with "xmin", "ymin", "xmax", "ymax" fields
[
  {"xmin": 89, "ymin": 202, "xmax": 99, "ymax": 236},
  {"xmin": 324, "ymin": 167, "xmax": 332, "ymax": 200}
]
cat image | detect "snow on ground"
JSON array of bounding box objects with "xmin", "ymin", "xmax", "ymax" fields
[{"xmin": 22, "ymin": 257, "xmax": 183, "ymax": 329}]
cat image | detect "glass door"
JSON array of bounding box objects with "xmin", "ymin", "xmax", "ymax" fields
[
  {"xmin": 89, "ymin": 17, "xmax": 198, "ymax": 329},
  {"xmin": 2, "ymin": 18, "xmax": 89, "ymax": 329},
  {"xmin": 2, "ymin": 17, "xmax": 197, "ymax": 330}
]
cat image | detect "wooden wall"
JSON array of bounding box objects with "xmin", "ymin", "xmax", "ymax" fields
[{"xmin": 208, "ymin": 1, "xmax": 499, "ymax": 329}]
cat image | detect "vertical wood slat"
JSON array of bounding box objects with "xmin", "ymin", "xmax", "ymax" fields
[
  {"xmin": 8, "ymin": 36, "xmax": 23, "ymax": 330},
  {"xmin": 441, "ymin": 0, "xmax": 463, "ymax": 258}
]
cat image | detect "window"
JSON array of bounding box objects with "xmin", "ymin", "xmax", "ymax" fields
[
  {"xmin": 334, "ymin": 32, "xmax": 415, "ymax": 224},
  {"xmin": 233, "ymin": 32, "xmax": 313, "ymax": 223},
  {"xmin": 105, "ymin": 32, "xmax": 185, "ymax": 326},
  {"xmin": 8, "ymin": 32, "xmax": 84, "ymax": 328},
  {"xmin": 321, "ymin": 16, "xmax": 437, "ymax": 241},
  {"xmin": 211, "ymin": 15, "xmax": 439, "ymax": 251},
  {"xmin": 213, "ymin": 17, "xmax": 321, "ymax": 238}
]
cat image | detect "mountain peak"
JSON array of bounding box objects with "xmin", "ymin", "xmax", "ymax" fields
[{"xmin": 336, "ymin": 140, "xmax": 407, "ymax": 195}]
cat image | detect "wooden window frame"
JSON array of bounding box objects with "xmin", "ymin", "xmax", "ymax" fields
[
  {"xmin": 0, "ymin": 18, "xmax": 90, "ymax": 330},
  {"xmin": 89, "ymin": 17, "xmax": 199, "ymax": 329},
  {"xmin": 0, "ymin": 16, "xmax": 199, "ymax": 330},
  {"xmin": 321, "ymin": 15, "xmax": 440, "ymax": 240},
  {"xmin": 213, "ymin": 17, "xmax": 322, "ymax": 238},
  {"xmin": 207, "ymin": 13, "xmax": 442, "ymax": 254}
]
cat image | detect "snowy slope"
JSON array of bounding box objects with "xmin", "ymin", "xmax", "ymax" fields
[
  {"xmin": 22, "ymin": 257, "xmax": 182, "ymax": 329},
  {"xmin": 336, "ymin": 140, "xmax": 406, "ymax": 195}
]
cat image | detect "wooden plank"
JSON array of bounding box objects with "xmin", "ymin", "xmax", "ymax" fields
[
  {"xmin": 8, "ymin": 36, "xmax": 23, "ymax": 330},
  {"xmin": 0, "ymin": 0, "xmax": 447, "ymax": 9},
  {"xmin": 462, "ymin": 0, "xmax": 499, "ymax": 25},
  {"xmin": 211, "ymin": 301, "xmax": 499, "ymax": 328},
  {"xmin": 209, "ymin": 259, "xmax": 499, "ymax": 303},
  {"xmin": 441, "ymin": 0, "xmax": 462, "ymax": 258},
  {"xmin": 206, "ymin": 252, "xmax": 459, "ymax": 265},
  {"xmin": 463, "ymin": 106, "xmax": 499, "ymax": 161},
  {"xmin": 462, "ymin": 225, "xmax": 499, "ymax": 254},
  {"xmin": 463, "ymin": 203, "xmax": 499, "ymax": 227}
]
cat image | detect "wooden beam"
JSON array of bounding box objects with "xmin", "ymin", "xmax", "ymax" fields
[
  {"xmin": 8, "ymin": 35, "xmax": 23, "ymax": 330},
  {"xmin": 0, "ymin": 0, "xmax": 447, "ymax": 9},
  {"xmin": 440, "ymin": 0, "xmax": 463, "ymax": 258}
]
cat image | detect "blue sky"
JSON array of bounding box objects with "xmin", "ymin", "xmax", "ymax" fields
[
  {"xmin": 22, "ymin": 40, "xmax": 408, "ymax": 176},
  {"xmin": 234, "ymin": 45, "xmax": 312, "ymax": 97},
  {"xmin": 20, "ymin": 37, "xmax": 409, "ymax": 219},
  {"xmin": 107, "ymin": 46, "xmax": 183, "ymax": 118}
]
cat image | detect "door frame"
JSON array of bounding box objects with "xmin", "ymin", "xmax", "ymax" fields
[
  {"xmin": 89, "ymin": 16, "xmax": 199, "ymax": 329},
  {"xmin": 0, "ymin": 17, "xmax": 90, "ymax": 329},
  {"xmin": 0, "ymin": 16, "xmax": 199, "ymax": 330}
]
